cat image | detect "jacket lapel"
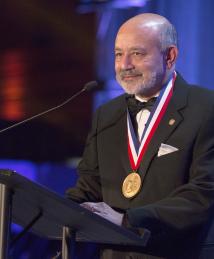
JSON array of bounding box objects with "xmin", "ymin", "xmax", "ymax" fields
[{"xmin": 139, "ymin": 74, "xmax": 189, "ymax": 176}]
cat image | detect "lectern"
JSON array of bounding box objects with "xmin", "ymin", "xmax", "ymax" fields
[{"xmin": 0, "ymin": 169, "xmax": 150, "ymax": 259}]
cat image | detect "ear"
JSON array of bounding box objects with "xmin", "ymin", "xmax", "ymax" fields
[{"xmin": 165, "ymin": 46, "xmax": 178, "ymax": 69}]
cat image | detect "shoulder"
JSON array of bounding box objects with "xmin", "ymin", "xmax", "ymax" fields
[
  {"xmin": 175, "ymin": 73, "xmax": 214, "ymax": 108},
  {"xmin": 187, "ymin": 85, "xmax": 214, "ymax": 113},
  {"xmin": 98, "ymin": 93, "xmax": 127, "ymax": 111},
  {"xmin": 92, "ymin": 94, "xmax": 127, "ymax": 130},
  {"xmin": 188, "ymin": 84, "xmax": 214, "ymax": 100},
  {"xmin": 95, "ymin": 93, "xmax": 128, "ymax": 117}
]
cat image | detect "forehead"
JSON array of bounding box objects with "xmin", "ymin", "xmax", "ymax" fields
[{"xmin": 115, "ymin": 24, "xmax": 160, "ymax": 50}]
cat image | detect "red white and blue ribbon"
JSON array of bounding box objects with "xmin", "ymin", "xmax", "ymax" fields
[{"xmin": 127, "ymin": 72, "xmax": 177, "ymax": 171}]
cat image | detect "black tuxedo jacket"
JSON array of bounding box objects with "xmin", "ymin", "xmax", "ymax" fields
[{"xmin": 67, "ymin": 75, "xmax": 214, "ymax": 259}]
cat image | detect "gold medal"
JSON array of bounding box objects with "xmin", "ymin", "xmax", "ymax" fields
[{"xmin": 122, "ymin": 172, "xmax": 142, "ymax": 198}]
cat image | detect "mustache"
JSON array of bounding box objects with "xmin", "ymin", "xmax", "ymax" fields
[{"xmin": 118, "ymin": 70, "xmax": 142, "ymax": 78}]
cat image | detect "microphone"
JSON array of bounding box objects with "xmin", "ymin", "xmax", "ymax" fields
[{"xmin": 0, "ymin": 80, "xmax": 98, "ymax": 134}]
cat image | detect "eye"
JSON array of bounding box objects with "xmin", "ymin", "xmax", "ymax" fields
[
  {"xmin": 115, "ymin": 52, "xmax": 123, "ymax": 61},
  {"xmin": 132, "ymin": 51, "xmax": 143, "ymax": 56},
  {"xmin": 115, "ymin": 52, "xmax": 122, "ymax": 58}
]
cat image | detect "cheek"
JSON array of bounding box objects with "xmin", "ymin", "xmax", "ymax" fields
[
  {"xmin": 135, "ymin": 63, "xmax": 152, "ymax": 74},
  {"xmin": 115, "ymin": 62, "xmax": 120, "ymax": 73},
  {"xmin": 134, "ymin": 57, "xmax": 155, "ymax": 70},
  {"xmin": 142, "ymin": 60, "xmax": 164, "ymax": 74},
  {"xmin": 141, "ymin": 53, "xmax": 165, "ymax": 69},
  {"xmin": 114, "ymin": 60, "xmax": 117, "ymax": 68}
]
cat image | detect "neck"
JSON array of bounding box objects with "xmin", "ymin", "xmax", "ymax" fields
[{"xmin": 135, "ymin": 93, "xmax": 159, "ymax": 101}]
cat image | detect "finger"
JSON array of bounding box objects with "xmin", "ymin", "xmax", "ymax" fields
[{"xmin": 81, "ymin": 204, "xmax": 95, "ymax": 212}]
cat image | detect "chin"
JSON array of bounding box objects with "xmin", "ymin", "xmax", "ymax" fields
[{"xmin": 121, "ymin": 84, "xmax": 146, "ymax": 96}]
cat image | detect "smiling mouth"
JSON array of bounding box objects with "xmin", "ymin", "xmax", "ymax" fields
[{"xmin": 122, "ymin": 74, "xmax": 142, "ymax": 80}]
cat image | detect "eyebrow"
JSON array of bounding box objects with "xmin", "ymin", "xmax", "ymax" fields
[
  {"xmin": 114, "ymin": 47, "xmax": 147, "ymax": 52},
  {"xmin": 115, "ymin": 47, "xmax": 122, "ymax": 52}
]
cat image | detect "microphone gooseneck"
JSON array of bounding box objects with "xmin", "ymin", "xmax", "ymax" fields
[
  {"xmin": 0, "ymin": 81, "xmax": 98, "ymax": 134},
  {"xmin": 83, "ymin": 81, "xmax": 98, "ymax": 92}
]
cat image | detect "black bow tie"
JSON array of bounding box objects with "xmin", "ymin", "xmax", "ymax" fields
[
  {"xmin": 126, "ymin": 95, "xmax": 157, "ymax": 137},
  {"xmin": 126, "ymin": 96, "xmax": 157, "ymax": 117}
]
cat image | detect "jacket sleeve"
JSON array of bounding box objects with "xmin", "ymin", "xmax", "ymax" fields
[{"xmin": 66, "ymin": 108, "xmax": 103, "ymax": 203}]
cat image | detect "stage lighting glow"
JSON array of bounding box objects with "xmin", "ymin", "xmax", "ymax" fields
[{"xmin": 76, "ymin": 0, "xmax": 148, "ymax": 13}]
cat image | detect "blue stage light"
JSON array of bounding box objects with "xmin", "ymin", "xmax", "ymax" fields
[{"xmin": 76, "ymin": 0, "xmax": 148, "ymax": 13}]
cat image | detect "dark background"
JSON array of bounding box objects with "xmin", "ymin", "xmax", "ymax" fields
[{"xmin": 0, "ymin": 0, "xmax": 96, "ymax": 161}]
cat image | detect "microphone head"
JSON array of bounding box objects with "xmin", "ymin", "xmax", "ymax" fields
[{"xmin": 83, "ymin": 81, "xmax": 98, "ymax": 92}]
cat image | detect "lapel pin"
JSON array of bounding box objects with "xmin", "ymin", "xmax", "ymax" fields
[{"xmin": 169, "ymin": 119, "xmax": 175, "ymax": 126}]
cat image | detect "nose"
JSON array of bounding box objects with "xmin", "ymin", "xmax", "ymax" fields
[{"xmin": 119, "ymin": 54, "xmax": 134, "ymax": 70}]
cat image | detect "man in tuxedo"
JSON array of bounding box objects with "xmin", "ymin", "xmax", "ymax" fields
[{"xmin": 67, "ymin": 13, "xmax": 214, "ymax": 258}]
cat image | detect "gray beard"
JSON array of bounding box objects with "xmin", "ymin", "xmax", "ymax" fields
[{"xmin": 117, "ymin": 72, "xmax": 159, "ymax": 96}]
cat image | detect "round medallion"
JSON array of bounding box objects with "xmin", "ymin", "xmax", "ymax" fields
[{"xmin": 122, "ymin": 172, "xmax": 142, "ymax": 198}]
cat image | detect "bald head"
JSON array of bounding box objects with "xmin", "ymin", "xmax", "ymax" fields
[{"xmin": 118, "ymin": 13, "xmax": 178, "ymax": 52}]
